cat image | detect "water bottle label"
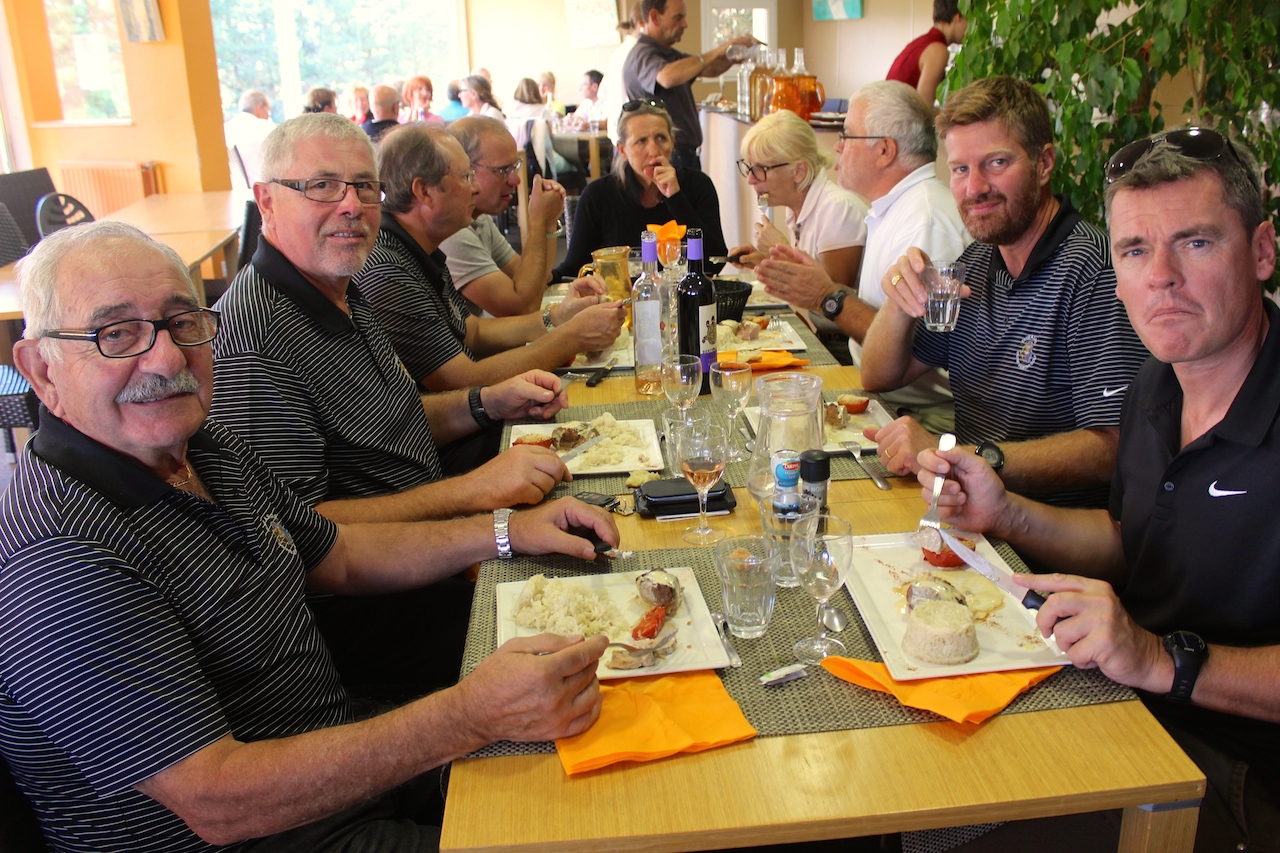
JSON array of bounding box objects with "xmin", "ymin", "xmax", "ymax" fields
[{"xmin": 634, "ymin": 301, "xmax": 661, "ymax": 364}]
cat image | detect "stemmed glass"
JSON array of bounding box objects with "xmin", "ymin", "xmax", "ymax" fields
[
  {"xmin": 661, "ymin": 354, "xmax": 701, "ymax": 411},
  {"xmin": 659, "ymin": 239, "xmax": 686, "ymax": 279},
  {"xmin": 790, "ymin": 514, "xmax": 854, "ymax": 664},
  {"xmin": 710, "ymin": 361, "xmax": 753, "ymax": 461},
  {"xmin": 674, "ymin": 423, "xmax": 728, "ymax": 545}
]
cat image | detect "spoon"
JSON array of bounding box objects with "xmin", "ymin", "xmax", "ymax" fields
[{"xmin": 820, "ymin": 603, "xmax": 847, "ymax": 633}]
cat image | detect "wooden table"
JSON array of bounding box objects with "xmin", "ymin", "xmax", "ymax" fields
[
  {"xmin": 104, "ymin": 189, "xmax": 253, "ymax": 234},
  {"xmin": 440, "ymin": 361, "xmax": 1205, "ymax": 853}
]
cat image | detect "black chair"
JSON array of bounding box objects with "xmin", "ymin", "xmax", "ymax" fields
[
  {"xmin": 0, "ymin": 365, "xmax": 38, "ymax": 463},
  {"xmin": 0, "ymin": 202, "xmax": 29, "ymax": 267},
  {"xmin": 0, "ymin": 757, "xmax": 47, "ymax": 853},
  {"xmin": 237, "ymin": 199, "xmax": 261, "ymax": 272},
  {"xmin": 229, "ymin": 144, "xmax": 252, "ymax": 190},
  {"xmin": 0, "ymin": 168, "xmax": 57, "ymax": 246},
  {"xmin": 35, "ymin": 193, "xmax": 94, "ymax": 239}
]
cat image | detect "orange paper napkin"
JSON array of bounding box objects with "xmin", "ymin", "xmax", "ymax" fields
[
  {"xmin": 821, "ymin": 656, "xmax": 1062, "ymax": 725},
  {"xmin": 647, "ymin": 220, "xmax": 687, "ymax": 244},
  {"xmin": 555, "ymin": 670, "xmax": 756, "ymax": 775},
  {"xmin": 719, "ymin": 350, "xmax": 811, "ymax": 371}
]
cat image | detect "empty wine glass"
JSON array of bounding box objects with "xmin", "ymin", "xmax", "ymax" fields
[
  {"xmin": 659, "ymin": 239, "xmax": 686, "ymax": 278},
  {"xmin": 674, "ymin": 422, "xmax": 728, "ymax": 545},
  {"xmin": 790, "ymin": 514, "xmax": 854, "ymax": 664},
  {"xmin": 662, "ymin": 354, "xmax": 701, "ymax": 410},
  {"xmin": 710, "ymin": 361, "xmax": 753, "ymax": 461}
]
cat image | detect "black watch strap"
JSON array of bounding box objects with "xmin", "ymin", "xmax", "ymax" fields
[
  {"xmin": 468, "ymin": 386, "xmax": 498, "ymax": 427},
  {"xmin": 976, "ymin": 441, "xmax": 1005, "ymax": 472},
  {"xmin": 821, "ymin": 289, "xmax": 848, "ymax": 321},
  {"xmin": 1163, "ymin": 630, "xmax": 1208, "ymax": 703}
]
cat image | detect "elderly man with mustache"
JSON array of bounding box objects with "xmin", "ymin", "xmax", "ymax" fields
[{"xmin": 861, "ymin": 76, "xmax": 1150, "ymax": 507}]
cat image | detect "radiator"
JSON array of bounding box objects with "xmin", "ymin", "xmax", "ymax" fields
[{"xmin": 56, "ymin": 160, "xmax": 161, "ymax": 217}]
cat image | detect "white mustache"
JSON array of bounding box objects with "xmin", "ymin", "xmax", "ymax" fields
[{"xmin": 115, "ymin": 370, "xmax": 201, "ymax": 404}]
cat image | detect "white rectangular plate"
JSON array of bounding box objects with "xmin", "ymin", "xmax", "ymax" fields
[
  {"xmin": 495, "ymin": 567, "xmax": 732, "ymax": 679},
  {"xmin": 746, "ymin": 282, "xmax": 789, "ymax": 308},
  {"xmin": 744, "ymin": 397, "xmax": 893, "ymax": 455},
  {"xmin": 717, "ymin": 319, "xmax": 806, "ymax": 353},
  {"xmin": 844, "ymin": 532, "xmax": 1068, "ymax": 681},
  {"xmin": 507, "ymin": 417, "xmax": 663, "ymax": 475},
  {"xmin": 571, "ymin": 328, "xmax": 633, "ymax": 370}
]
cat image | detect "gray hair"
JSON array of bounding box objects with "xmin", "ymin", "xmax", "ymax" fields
[
  {"xmin": 239, "ymin": 90, "xmax": 269, "ymax": 113},
  {"xmin": 613, "ymin": 102, "xmax": 675, "ymax": 182},
  {"xmin": 1104, "ymin": 130, "xmax": 1266, "ymax": 233},
  {"xmin": 449, "ymin": 116, "xmax": 510, "ymax": 163},
  {"xmin": 259, "ymin": 112, "xmax": 377, "ymax": 183},
  {"xmin": 852, "ymin": 81, "xmax": 937, "ymax": 170},
  {"xmin": 741, "ymin": 110, "xmax": 832, "ymax": 193},
  {"xmin": 17, "ymin": 221, "xmax": 196, "ymax": 363},
  {"xmin": 379, "ymin": 124, "xmax": 458, "ymax": 214}
]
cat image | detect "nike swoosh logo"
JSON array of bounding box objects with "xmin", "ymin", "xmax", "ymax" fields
[
  {"xmin": 1101, "ymin": 386, "xmax": 1128, "ymax": 397},
  {"xmin": 1208, "ymin": 481, "xmax": 1248, "ymax": 497}
]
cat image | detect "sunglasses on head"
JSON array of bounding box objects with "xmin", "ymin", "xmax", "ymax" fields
[
  {"xmin": 1104, "ymin": 127, "xmax": 1243, "ymax": 184},
  {"xmin": 622, "ymin": 98, "xmax": 665, "ymax": 112}
]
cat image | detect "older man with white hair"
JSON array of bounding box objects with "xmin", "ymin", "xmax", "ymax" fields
[
  {"xmin": 224, "ymin": 89, "xmax": 274, "ymax": 183},
  {"xmin": 0, "ymin": 219, "xmax": 614, "ymax": 852}
]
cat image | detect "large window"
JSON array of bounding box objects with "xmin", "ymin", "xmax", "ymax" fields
[
  {"xmin": 211, "ymin": 0, "xmax": 465, "ymax": 121},
  {"xmin": 42, "ymin": 0, "xmax": 131, "ymax": 121},
  {"xmin": 701, "ymin": 1, "xmax": 776, "ymax": 54}
]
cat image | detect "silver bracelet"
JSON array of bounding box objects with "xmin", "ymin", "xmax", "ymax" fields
[
  {"xmin": 493, "ymin": 508, "xmax": 514, "ymax": 559},
  {"xmin": 542, "ymin": 305, "xmax": 556, "ymax": 331}
]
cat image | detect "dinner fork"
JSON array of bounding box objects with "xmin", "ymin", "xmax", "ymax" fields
[
  {"xmin": 916, "ymin": 433, "xmax": 957, "ymax": 551},
  {"xmin": 606, "ymin": 631, "xmax": 678, "ymax": 657}
]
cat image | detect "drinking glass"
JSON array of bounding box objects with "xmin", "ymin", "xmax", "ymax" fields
[
  {"xmin": 661, "ymin": 354, "xmax": 701, "ymax": 410},
  {"xmin": 923, "ymin": 261, "xmax": 966, "ymax": 332},
  {"xmin": 660, "ymin": 405, "xmax": 711, "ymax": 472},
  {"xmin": 790, "ymin": 514, "xmax": 854, "ymax": 663},
  {"xmin": 674, "ymin": 422, "xmax": 728, "ymax": 545},
  {"xmin": 713, "ymin": 535, "xmax": 780, "ymax": 639},
  {"xmin": 659, "ymin": 239, "xmax": 686, "ymax": 278},
  {"xmin": 710, "ymin": 361, "xmax": 753, "ymax": 461}
]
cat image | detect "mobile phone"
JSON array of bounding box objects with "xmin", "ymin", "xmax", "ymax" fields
[{"xmin": 575, "ymin": 491, "xmax": 620, "ymax": 510}]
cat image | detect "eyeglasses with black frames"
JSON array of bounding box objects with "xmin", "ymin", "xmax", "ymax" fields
[
  {"xmin": 42, "ymin": 308, "xmax": 221, "ymax": 359},
  {"xmin": 736, "ymin": 160, "xmax": 792, "ymax": 181},
  {"xmin": 271, "ymin": 178, "xmax": 385, "ymax": 205}
]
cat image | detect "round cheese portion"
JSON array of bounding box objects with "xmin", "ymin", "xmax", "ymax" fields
[{"xmin": 901, "ymin": 599, "xmax": 979, "ymax": 666}]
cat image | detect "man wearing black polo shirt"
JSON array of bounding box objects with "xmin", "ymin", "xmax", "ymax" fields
[
  {"xmin": 863, "ymin": 76, "xmax": 1149, "ymax": 507},
  {"xmin": 622, "ymin": 0, "xmax": 754, "ymax": 170},
  {"xmin": 917, "ymin": 130, "xmax": 1279, "ymax": 851},
  {"xmin": 1, "ymin": 220, "xmax": 615, "ymax": 852}
]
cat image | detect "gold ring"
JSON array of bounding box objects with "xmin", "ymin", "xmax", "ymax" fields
[{"xmin": 891, "ymin": 274, "xmax": 903, "ymax": 286}]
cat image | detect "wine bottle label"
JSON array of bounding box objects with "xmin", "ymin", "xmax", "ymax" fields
[
  {"xmin": 698, "ymin": 303, "xmax": 717, "ymax": 373},
  {"xmin": 634, "ymin": 301, "xmax": 661, "ymax": 364}
]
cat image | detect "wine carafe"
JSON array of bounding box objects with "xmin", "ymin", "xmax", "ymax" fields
[{"xmin": 746, "ymin": 372, "xmax": 824, "ymax": 502}]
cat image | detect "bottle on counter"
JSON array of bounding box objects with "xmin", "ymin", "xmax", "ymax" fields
[
  {"xmin": 736, "ymin": 47, "xmax": 756, "ymax": 116},
  {"xmin": 749, "ymin": 45, "xmax": 773, "ymax": 122},
  {"xmin": 800, "ymin": 449, "xmax": 830, "ymax": 511},
  {"xmin": 676, "ymin": 228, "xmax": 717, "ymax": 395},
  {"xmin": 633, "ymin": 230, "xmax": 663, "ymax": 395}
]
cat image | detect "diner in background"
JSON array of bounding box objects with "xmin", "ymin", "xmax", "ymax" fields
[
  {"xmin": 755, "ymin": 81, "xmax": 965, "ymax": 432},
  {"xmin": 0, "ymin": 220, "xmax": 615, "ymax": 853},
  {"xmin": 354, "ymin": 123, "xmax": 626, "ymax": 392},
  {"xmin": 552, "ymin": 100, "xmax": 726, "ymax": 281},
  {"xmin": 438, "ymin": 79, "xmax": 470, "ymax": 122},
  {"xmin": 458, "ymin": 74, "xmax": 505, "ymax": 120},
  {"xmin": 861, "ymin": 76, "xmax": 1149, "ymax": 507},
  {"xmin": 360, "ymin": 83, "xmax": 401, "ymax": 141},
  {"xmin": 886, "ymin": 0, "xmax": 969, "ymax": 108},
  {"xmin": 302, "ymin": 86, "xmax": 338, "ymax": 114},
  {"xmin": 538, "ymin": 70, "xmax": 565, "ymax": 116},
  {"xmin": 401, "ymin": 75, "xmax": 445, "ymax": 125},
  {"xmin": 728, "ymin": 109, "xmax": 869, "ymax": 291},
  {"xmin": 223, "ymin": 89, "xmax": 275, "ymax": 185},
  {"xmin": 506, "ymin": 77, "xmax": 572, "ymax": 181},
  {"xmin": 566, "ymin": 69, "xmax": 608, "ymax": 129},
  {"xmin": 916, "ymin": 127, "xmax": 1280, "ymax": 853},
  {"xmin": 347, "ymin": 84, "xmax": 372, "ymax": 124}
]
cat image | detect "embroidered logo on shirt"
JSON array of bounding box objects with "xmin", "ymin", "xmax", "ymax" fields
[
  {"xmin": 264, "ymin": 514, "xmax": 299, "ymax": 554},
  {"xmin": 1207, "ymin": 481, "xmax": 1248, "ymax": 498},
  {"xmin": 1015, "ymin": 335, "xmax": 1038, "ymax": 370},
  {"xmin": 1102, "ymin": 385, "xmax": 1128, "ymax": 398}
]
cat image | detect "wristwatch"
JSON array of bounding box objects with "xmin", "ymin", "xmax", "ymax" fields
[
  {"xmin": 821, "ymin": 289, "xmax": 849, "ymax": 320},
  {"xmin": 493, "ymin": 508, "xmax": 515, "ymax": 559},
  {"xmin": 1162, "ymin": 630, "xmax": 1208, "ymax": 703},
  {"xmin": 468, "ymin": 386, "xmax": 498, "ymax": 428},
  {"xmin": 976, "ymin": 441, "xmax": 1005, "ymax": 472},
  {"xmin": 542, "ymin": 305, "xmax": 557, "ymax": 332}
]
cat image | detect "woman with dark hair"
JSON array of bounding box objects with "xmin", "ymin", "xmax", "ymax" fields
[
  {"xmin": 552, "ymin": 101, "xmax": 726, "ymax": 281},
  {"xmin": 458, "ymin": 75, "xmax": 504, "ymax": 120},
  {"xmin": 301, "ymin": 87, "xmax": 337, "ymax": 114},
  {"xmin": 508, "ymin": 78, "xmax": 570, "ymax": 180}
]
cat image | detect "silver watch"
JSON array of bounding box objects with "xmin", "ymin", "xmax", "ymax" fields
[
  {"xmin": 542, "ymin": 305, "xmax": 556, "ymax": 332},
  {"xmin": 493, "ymin": 508, "xmax": 515, "ymax": 559}
]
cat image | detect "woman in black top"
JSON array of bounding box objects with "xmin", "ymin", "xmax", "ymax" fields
[{"xmin": 553, "ymin": 101, "xmax": 726, "ymax": 281}]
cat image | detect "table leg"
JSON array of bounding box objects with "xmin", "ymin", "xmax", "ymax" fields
[
  {"xmin": 1117, "ymin": 799, "xmax": 1199, "ymax": 853},
  {"xmin": 588, "ymin": 137, "xmax": 601, "ymax": 180}
]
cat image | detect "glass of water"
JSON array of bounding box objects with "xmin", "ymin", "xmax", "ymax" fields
[{"xmin": 924, "ymin": 261, "xmax": 966, "ymax": 332}]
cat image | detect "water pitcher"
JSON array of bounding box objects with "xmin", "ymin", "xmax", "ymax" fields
[{"xmin": 746, "ymin": 372, "xmax": 824, "ymax": 501}]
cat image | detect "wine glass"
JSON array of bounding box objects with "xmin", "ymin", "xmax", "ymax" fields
[
  {"xmin": 674, "ymin": 422, "xmax": 728, "ymax": 545},
  {"xmin": 659, "ymin": 239, "xmax": 686, "ymax": 278},
  {"xmin": 661, "ymin": 354, "xmax": 701, "ymax": 410},
  {"xmin": 710, "ymin": 361, "xmax": 753, "ymax": 461},
  {"xmin": 790, "ymin": 514, "xmax": 854, "ymax": 664}
]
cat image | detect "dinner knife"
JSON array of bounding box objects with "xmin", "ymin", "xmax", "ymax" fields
[
  {"xmin": 558, "ymin": 433, "xmax": 607, "ymax": 464},
  {"xmin": 839, "ymin": 440, "xmax": 891, "ymax": 491},
  {"xmin": 938, "ymin": 530, "xmax": 1047, "ymax": 610},
  {"xmin": 584, "ymin": 356, "xmax": 619, "ymax": 387},
  {"xmin": 710, "ymin": 611, "xmax": 742, "ymax": 668}
]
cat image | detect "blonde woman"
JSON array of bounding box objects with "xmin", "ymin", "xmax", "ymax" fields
[{"xmin": 729, "ymin": 110, "xmax": 868, "ymax": 289}]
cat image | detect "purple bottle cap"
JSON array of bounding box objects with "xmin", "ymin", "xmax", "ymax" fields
[
  {"xmin": 641, "ymin": 236, "xmax": 657, "ymax": 263},
  {"xmin": 687, "ymin": 236, "xmax": 703, "ymax": 261}
]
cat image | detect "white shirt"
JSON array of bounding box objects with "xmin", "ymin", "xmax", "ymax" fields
[
  {"xmin": 223, "ymin": 111, "xmax": 275, "ymax": 184},
  {"xmin": 850, "ymin": 162, "xmax": 970, "ymax": 408},
  {"xmin": 786, "ymin": 170, "xmax": 869, "ymax": 259},
  {"xmin": 600, "ymin": 34, "xmax": 638, "ymax": 144},
  {"xmin": 574, "ymin": 96, "xmax": 608, "ymax": 124}
]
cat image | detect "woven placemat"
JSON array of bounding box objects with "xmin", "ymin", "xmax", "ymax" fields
[{"xmin": 460, "ymin": 543, "xmax": 1133, "ymax": 760}]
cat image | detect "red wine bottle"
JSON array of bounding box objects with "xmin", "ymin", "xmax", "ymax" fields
[{"xmin": 676, "ymin": 228, "xmax": 716, "ymax": 395}]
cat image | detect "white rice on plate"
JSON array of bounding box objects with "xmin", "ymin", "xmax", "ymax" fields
[{"xmin": 511, "ymin": 574, "xmax": 628, "ymax": 640}]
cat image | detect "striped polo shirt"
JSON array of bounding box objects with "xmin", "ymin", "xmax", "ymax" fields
[
  {"xmin": 211, "ymin": 239, "xmax": 443, "ymax": 506},
  {"xmin": 912, "ymin": 198, "xmax": 1150, "ymax": 506},
  {"xmin": 352, "ymin": 219, "xmax": 473, "ymax": 383},
  {"xmin": 0, "ymin": 411, "xmax": 345, "ymax": 853}
]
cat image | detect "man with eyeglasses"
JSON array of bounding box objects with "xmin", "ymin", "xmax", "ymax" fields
[
  {"xmin": 354, "ymin": 122, "xmax": 627, "ymax": 392},
  {"xmin": 1, "ymin": 219, "xmax": 615, "ymax": 852},
  {"xmin": 863, "ymin": 76, "xmax": 1149, "ymax": 508},
  {"xmin": 622, "ymin": 0, "xmax": 755, "ymax": 170},
  {"xmin": 209, "ymin": 113, "xmax": 580, "ymax": 702},
  {"xmin": 910, "ymin": 128, "xmax": 1280, "ymax": 852},
  {"xmin": 437, "ymin": 117, "xmax": 569, "ymax": 316},
  {"xmin": 754, "ymin": 81, "xmax": 967, "ymax": 432}
]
